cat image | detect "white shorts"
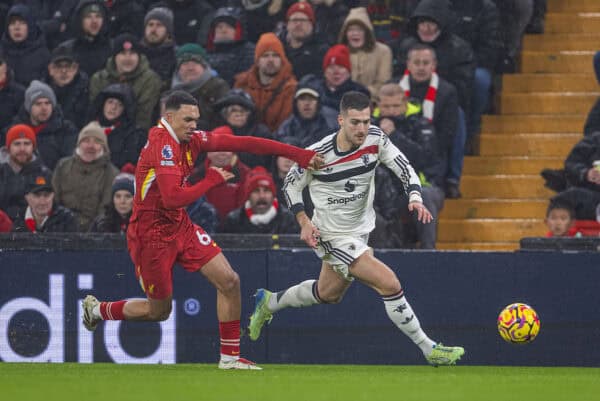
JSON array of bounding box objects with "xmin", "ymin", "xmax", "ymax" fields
[{"xmin": 314, "ymin": 234, "xmax": 371, "ymax": 281}]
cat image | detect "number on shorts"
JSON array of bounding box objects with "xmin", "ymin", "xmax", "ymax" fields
[{"xmin": 196, "ymin": 230, "xmax": 212, "ymax": 245}]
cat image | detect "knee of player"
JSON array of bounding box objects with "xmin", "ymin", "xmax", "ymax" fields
[
  {"xmin": 382, "ymin": 279, "xmax": 402, "ymax": 295},
  {"xmin": 148, "ymin": 305, "xmax": 172, "ymax": 321},
  {"xmin": 221, "ymin": 270, "xmax": 240, "ymax": 293},
  {"xmin": 320, "ymin": 293, "xmax": 345, "ymax": 304}
]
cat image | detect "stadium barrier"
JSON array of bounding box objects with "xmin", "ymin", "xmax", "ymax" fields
[{"xmin": 1, "ymin": 234, "xmax": 599, "ymax": 366}]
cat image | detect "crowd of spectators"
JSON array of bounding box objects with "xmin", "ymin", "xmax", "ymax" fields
[{"xmin": 0, "ymin": 0, "xmax": 547, "ymax": 249}]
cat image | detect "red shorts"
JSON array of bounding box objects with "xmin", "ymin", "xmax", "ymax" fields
[{"xmin": 128, "ymin": 222, "xmax": 221, "ymax": 299}]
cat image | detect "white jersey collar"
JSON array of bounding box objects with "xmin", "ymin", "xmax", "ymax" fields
[{"xmin": 160, "ymin": 117, "xmax": 180, "ymax": 144}]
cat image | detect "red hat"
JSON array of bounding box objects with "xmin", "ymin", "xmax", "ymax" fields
[
  {"xmin": 211, "ymin": 125, "xmax": 234, "ymax": 136},
  {"xmin": 323, "ymin": 44, "xmax": 351, "ymax": 72},
  {"xmin": 244, "ymin": 166, "xmax": 276, "ymax": 200},
  {"xmin": 6, "ymin": 124, "xmax": 36, "ymax": 148},
  {"xmin": 254, "ymin": 32, "xmax": 286, "ymax": 62},
  {"xmin": 286, "ymin": 2, "xmax": 315, "ymax": 24}
]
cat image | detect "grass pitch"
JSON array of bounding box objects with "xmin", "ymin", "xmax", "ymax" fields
[{"xmin": 1, "ymin": 363, "xmax": 599, "ymax": 401}]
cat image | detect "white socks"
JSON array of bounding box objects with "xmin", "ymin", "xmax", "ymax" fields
[
  {"xmin": 267, "ymin": 280, "xmax": 320, "ymax": 312},
  {"xmin": 382, "ymin": 290, "xmax": 436, "ymax": 356}
]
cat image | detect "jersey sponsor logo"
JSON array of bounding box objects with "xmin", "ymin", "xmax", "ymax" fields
[
  {"xmin": 344, "ymin": 179, "xmax": 357, "ymax": 192},
  {"xmin": 161, "ymin": 144, "xmax": 173, "ymax": 160},
  {"xmin": 327, "ymin": 190, "xmax": 367, "ymax": 205},
  {"xmin": 160, "ymin": 160, "xmax": 175, "ymax": 166}
]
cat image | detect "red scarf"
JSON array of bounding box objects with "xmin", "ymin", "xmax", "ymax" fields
[
  {"xmin": 24, "ymin": 207, "xmax": 51, "ymax": 233},
  {"xmin": 31, "ymin": 123, "xmax": 48, "ymax": 136},
  {"xmin": 103, "ymin": 121, "xmax": 121, "ymax": 136},
  {"xmin": 399, "ymin": 69, "xmax": 439, "ymax": 122}
]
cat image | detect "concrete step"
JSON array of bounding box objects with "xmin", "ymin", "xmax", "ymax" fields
[
  {"xmin": 500, "ymin": 93, "xmax": 598, "ymax": 114},
  {"xmin": 523, "ymin": 34, "xmax": 600, "ymax": 51},
  {"xmin": 545, "ymin": 13, "xmax": 600, "ymax": 34},
  {"xmin": 479, "ymin": 133, "xmax": 581, "ymax": 157},
  {"xmin": 459, "ymin": 175, "xmax": 554, "ymax": 198},
  {"xmin": 436, "ymin": 242, "xmax": 519, "ymax": 251},
  {"xmin": 463, "ymin": 156, "xmax": 563, "ymax": 175},
  {"xmin": 437, "ymin": 219, "xmax": 546, "ymax": 242},
  {"xmin": 481, "ymin": 114, "xmax": 587, "ymax": 134},
  {"xmin": 440, "ymin": 199, "xmax": 547, "ymax": 219},
  {"xmin": 482, "ymin": 115, "xmax": 585, "ymax": 133},
  {"xmin": 502, "ymin": 74, "xmax": 596, "ymax": 93},
  {"xmin": 521, "ymin": 51, "xmax": 594, "ymax": 74},
  {"xmin": 548, "ymin": 0, "xmax": 600, "ymax": 12}
]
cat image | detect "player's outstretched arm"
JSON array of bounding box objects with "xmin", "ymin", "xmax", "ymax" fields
[
  {"xmin": 156, "ymin": 167, "xmax": 233, "ymax": 209},
  {"xmin": 199, "ymin": 127, "xmax": 323, "ymax": 169}
]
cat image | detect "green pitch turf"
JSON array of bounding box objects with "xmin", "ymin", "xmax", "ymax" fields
[{"xmin": 1, "ymin": 363, "xmax": 599, "ymax": 401}]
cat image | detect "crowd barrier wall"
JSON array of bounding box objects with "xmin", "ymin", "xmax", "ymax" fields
[{"xmin": 1, "ymin": 248, "xmax": 599, "ymax": 366}]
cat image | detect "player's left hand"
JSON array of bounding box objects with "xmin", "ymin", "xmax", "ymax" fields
[
  {"xmin": 408, "ymin": 202, "xmax": 433, "ymax": 224},
  {"xmin": 307, "ymin": 153, "xmax": 325, "ymax": 170}
]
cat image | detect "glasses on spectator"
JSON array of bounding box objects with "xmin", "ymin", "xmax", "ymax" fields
[{"xmin": 288, "ymin": 18, "xmax": 311, "ymax": 24}]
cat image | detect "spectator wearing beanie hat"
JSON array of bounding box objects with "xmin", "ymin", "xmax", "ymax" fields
[
  {"xmin": 222, "ymin": 166, "xmax": 298, "ymax": 234},
  {"xmin": 315, "ymin": 44, "xmax": 369, "ymax": 113},
  {"xmin": 140, "ymin": 7, "xmax": 176, "ymax": 86},
  {"xmin": 280, "ymin": 1, "xmax": 329, "ymax": 80},
  {"xmin": 0, "ymin": 124, "xmax": 52, "ymax": 221},
  {"xmin": 52, "ymin": 121, "xmax": 119, "ymax": 231},
  {"xmin": 171, "ymin": 43, "xmax": 229, "ymax": 130},
  {"xmin": 7, "ymin": 79, "xmax": 78, "ymax": 170},
  {"xmin": 90, "ymin": 33, "xmax": 162, "ymax": 131},
  {"xmin": 234, "ymin": 32, "xmax": 297, "ymax": 132},
  {"xmin": 90, "ymin": 173, "xmax": 135, "ymax": 233},
  {"xmin": 206, "ymin": 6, "xmax": 256, "ymax": 86}
]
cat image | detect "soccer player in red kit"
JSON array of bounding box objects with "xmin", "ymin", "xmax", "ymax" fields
[{"xmin": 82, "ymin": 91, "xmax": 323, "ymax": 369}]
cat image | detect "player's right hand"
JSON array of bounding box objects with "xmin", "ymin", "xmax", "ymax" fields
[
  {"xmin": 209, "ymin": 166, "xmax": 235, "ymax": 182},
  {"xmin": 300, "ymin": 221, "xmax": 320, "ymax": 249},
  {"xmin": 307, "ymin": 153, "xmax": 325, "ymax": 170}
]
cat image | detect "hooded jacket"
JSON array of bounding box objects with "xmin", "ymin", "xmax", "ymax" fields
[
  {"xmin": 62, "ymin": 0, "xmax": 112, "ymax": 77},
  {"xmin": 1, "ymin": 4, "xmax": 51, "ymax": 86},
  {"xmin": 213, "ymin": 88, "xmax": 273, "ymax": 168},
  {"xmin": 206, "ymin": 7, "xmax": 256, "ymax": 86},
  {"xmin": 338, "ymin": 7, "xmax": 392, "ymax": 97},
  {"xmin": 0, "ymin": 66, "xmax": 25, "ymax": 133},
  {"xmin": 90, "ymin": 54, "xmax": 162, "ymax": 131},
  {"xmin": 394, "ymin": 0, "xmax": 475, "ymax": 112},
  {"xmin": 234, "ymin": 33, "xmax": 298, "ymax": 132},
  {"xmin": 44, "ymin": 68, "xmax": 90, "ymax": 130},
  {"xmin": 12, "ymin": 204, "xmax": 78, "ymax": 232},
  {"xmin": 90, "ymin": 83, "xmax": 144, "ymax": 169}
]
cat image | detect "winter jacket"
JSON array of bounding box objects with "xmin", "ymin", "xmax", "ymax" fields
[
  {"xmin": 276, "ymin": 75, "xmax": 337, "ymax": 148},
  {"xmin": 312, "ymin": 0, "xmax": 350, "ymax": 46},
  {"xmin": 449, "ymin": 0, "xmax": 503, "ymax": 71},
  {"xmin": 12, "ymin": 204, "xmax": 78, "ymax": 232},
  {"xmin": 89, "ymin": 83, "xmax": 144, "ymax": 169},
  {"xmin": 222, "ymin": 204, "xmax": 299, "ymax": 234},
  {"xmin": 0, "ymin": 69, "xmax": 25, "ymax": 132},
  {"xmin": 565, "ymin": 132, "xmax": 600, "ymax": 192},
  {"xmin": 90, "ymin": 54, "xmax": 162, "ymax": 130},
  {"xmin": 105, "ymin": 0, "xmax": 146, "ymax": 38},
  {"xmin": 171, "ymin": 70, "xmax": 230, "ymax": 130},
  {"xmin": 584, "ymin": 98, "xmax": 600, "ymax": 137},
  {"xmin": 52, "ymin": 153, "xmax": 119, "ymax": 231},
  {"xmin": 0, "ymin": 153, "xmax": 50, "ymax": 220},
  {"xmin": 279, "ymin": 29, "xmax": 329, "ymax": 80},
  {"xmin": 89, "ymin": 205, "xmax": 131, "ymax": 233},
  {"xmin": 139, "ymin": 39, "xmax": 176, "ymax": 87},
  {"xmin": 62, "ymin": 0, "xmax": 112, "ymax": 77},
  {"xmin": 186, "ymin": 196, "xmax": 219, "ymax": 234},
  {"xmin": 393, "ymin": 0, "xmax": 475, "ymax": 112},
  {"xmin": 338, "ymin": 7, "xmax": 393, "ymax": 97},
  {"xmin": 8, "ymin": 106, "xmax": 78, "ymax": 170},
  {"xmin": 234, "ymin": 34, "xmax": 298, "ymax": 132},
  {"xmin": 314, "ymin": 76, "xmax": 370, "ymax": 121},
  {"xmin": 206, "ymin": 7, "xmax": 256, "ymax": 86},
  {"xmin": 45, "ymin": 69, "xmax": 90, "ymax": 129},
  {"xmin": 1, "ymin": 4, "xmax": 51, "ymax": 86},
  {"xmin": 18, "ymin": 0, "xmax": 77, "ymax": 49}
]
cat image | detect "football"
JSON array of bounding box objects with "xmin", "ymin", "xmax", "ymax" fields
[{"xmin": 497, "ymin": 303, "xmax": 541, "ymax": 344}]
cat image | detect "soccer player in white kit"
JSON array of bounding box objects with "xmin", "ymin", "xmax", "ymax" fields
[{"xmin": 248, "ymin": 91, "xmax": 464, "ymax": 366}]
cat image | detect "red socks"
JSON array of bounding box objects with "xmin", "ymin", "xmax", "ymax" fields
[
  {"xmin": 99, "ymin": 300, "xmax": 127, "ymax": 320},
  {"xmin": 219, "ymin": 320, "xmax": 240, "ymax": 357}
]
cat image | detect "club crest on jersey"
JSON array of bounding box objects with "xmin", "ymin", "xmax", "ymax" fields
[
  {"xmin": 161, "ymin": 144, "xmax": 173, "ymax": 160},
  {"xmin": 344, "ymin": 179, "xmax": 357, "ymax": 192},
  {"xmin": 361, "ymin": 154, "xmax": 370, "ymax": 166}
]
